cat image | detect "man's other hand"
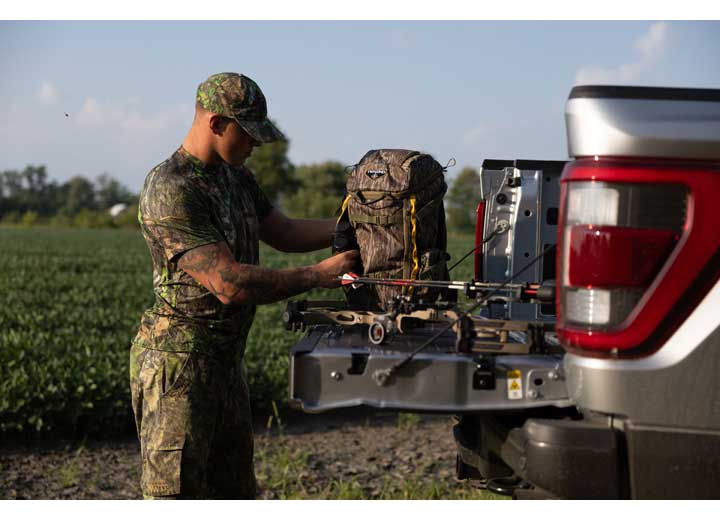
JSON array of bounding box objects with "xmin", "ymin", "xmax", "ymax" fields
[{"xmin": 314, "ymin": 250, "xmax": 360, "ymax": 288}]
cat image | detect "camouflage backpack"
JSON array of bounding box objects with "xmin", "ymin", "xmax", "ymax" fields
[{"xmin": 338, "ymin": 149, "xmax": 452, "ymax": 310}]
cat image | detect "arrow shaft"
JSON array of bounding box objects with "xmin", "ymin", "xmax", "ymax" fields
[
  {"xmin": 344, "ymin": 276, "xmax": 464, "ymax": 289},
  {"xmin": 341, "ymin": 274, "xmax": 532, "ymax": 292}
]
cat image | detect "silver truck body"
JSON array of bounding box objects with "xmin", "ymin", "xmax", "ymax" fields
[
  {"xmin": 454, "ymin": 86, "xmax": 720, "ymax": 499},
  {"xmin": 565, "ymin": 86, "xmax": 720, "ymax": 160}
]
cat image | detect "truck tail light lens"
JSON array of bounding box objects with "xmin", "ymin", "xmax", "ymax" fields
[
  {"xmin": 557, "ymin": 159, "xmax": 720, "ymax": 358},
  {"xmin": 474, "ymin": 200, "xmax": 486, "ymax": 280},
  {"xmin": 567, "ymin": 225, "xmax": 679, "ymax": 288}
]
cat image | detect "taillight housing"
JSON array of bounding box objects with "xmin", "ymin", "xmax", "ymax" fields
[{"xmin": 557, "ymin": 158, "xmax": 720, "ymax": 358}]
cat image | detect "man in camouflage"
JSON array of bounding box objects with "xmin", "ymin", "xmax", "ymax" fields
[{"xmin": 130, "ymin": 72, "xmax": 357, "ymax": 499}]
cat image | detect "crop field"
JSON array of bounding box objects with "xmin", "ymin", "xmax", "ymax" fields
[{"xmin": 0, "ymin": 227, "xmax": 476, "ymax": 436}]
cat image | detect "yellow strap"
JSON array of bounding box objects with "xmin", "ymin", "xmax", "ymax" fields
[
  {"xmin": 408, "ymin": 195, "xmax": 419, "ymax": 295},
  {"xmin": 336, "ymin": 194, "xmax": 352, "ymax": 225}
]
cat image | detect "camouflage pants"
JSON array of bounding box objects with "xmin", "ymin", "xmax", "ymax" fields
[{"xmin": 129, "ymin": 344, "xmax": 257, "ymax": 499}]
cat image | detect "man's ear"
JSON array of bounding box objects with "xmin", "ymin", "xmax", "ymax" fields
[{"xmin": 208, "ymin": 114, "xmax": 228, "ymax": 136}]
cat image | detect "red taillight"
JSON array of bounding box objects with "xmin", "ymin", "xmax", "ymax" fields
[
  {"xmin": 474, "ymin": 200, "xmax": 486, "ymax": 280},
  {"xmin": 557, "ymin": 158, "xmax": 720, "ymax": 358},
  {"xmin": 567, "ymin": 225, "xmax": 680, "ymax": 287}
]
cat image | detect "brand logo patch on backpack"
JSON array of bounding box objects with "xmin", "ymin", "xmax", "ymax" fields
[{"xmin": 366, "ymin": 169, "xmax": 386, "ymax": 180}]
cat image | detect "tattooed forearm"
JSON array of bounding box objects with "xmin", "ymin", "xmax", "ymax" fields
[
  {"xmin": 177, "ymin": 241, "xmax": 330, "ymax": 306},
  {"xmin": 214, "ymin": 264, "xmax": 320, "ymax": 305}
]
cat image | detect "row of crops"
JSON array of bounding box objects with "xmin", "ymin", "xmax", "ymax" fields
[{"xmin": 0, "ymin": 227, "xmax": 474, "ymax": 436}]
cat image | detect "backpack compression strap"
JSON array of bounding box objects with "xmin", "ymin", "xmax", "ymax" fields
[
  {"xmin": 408, "ymin": 195, "xmax": 419, "ymax": 295},
  {"xmin": 348, "ymin": 213, "xmax": 404, "ymax": 226}
]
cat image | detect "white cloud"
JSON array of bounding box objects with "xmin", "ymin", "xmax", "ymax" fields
[
  {"xmin": 462, "ymin": 123, "xmax": 489, "ymax": 146},
  {"xmin": 37, "ymin": 82, "xmax": 58, "ymax": 104},
  {"xmin": 76, "ymin": 97, "xmax": 104, "ymax": 126},
  {"xmin": 75, "ymin": 97, "xmax": 187, "ymax": 133},
  {"xmin": 575, "ymin": 22, "xmax": 669, "ymax": 85},
  {"xmin": 120, "ymin": 108, "xmax": 171, "ymax": 132},
  {"xmin": 635, "ymin": 22, "xmax": 669, "ymax": 61},
  {"xmin": 575, "ymin": 63, "xmax": 644, "ymax": 84}
]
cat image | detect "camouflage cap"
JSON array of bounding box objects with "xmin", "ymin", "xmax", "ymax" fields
[{"xmin": 196, "ymin": 72, "xmax": 285, "ymax": 144}]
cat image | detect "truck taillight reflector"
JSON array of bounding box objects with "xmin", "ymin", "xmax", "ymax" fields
[{"xmin": 557, "ymin": 159, "xmax": 720, "ymax": 358}]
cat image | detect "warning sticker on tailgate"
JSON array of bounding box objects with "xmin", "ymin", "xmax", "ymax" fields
[{"xmin": 507, "ymin": 370, "xmax": 523, "ymax": 400}]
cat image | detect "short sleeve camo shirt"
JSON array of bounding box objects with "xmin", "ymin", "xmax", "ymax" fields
[{"xmin": 132, "ymin": 147, "xmax": 273, "ymax": 355}]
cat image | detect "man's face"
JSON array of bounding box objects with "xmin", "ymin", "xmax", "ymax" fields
[{"xmin": 214, "ymin": 119, "xmax": 260, "ymax": 167}]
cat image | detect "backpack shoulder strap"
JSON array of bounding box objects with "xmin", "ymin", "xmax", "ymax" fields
[{"xmin": 336, "ymin": 193, "xmax": 352, "ymax": 225}]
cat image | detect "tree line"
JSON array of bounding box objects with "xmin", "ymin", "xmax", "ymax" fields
[
  {"xmin": 0, "ymin": 166, "xmax": 138, "ymax": 228},
  {"xmin": 1, "ymin": 144, "xmax": 481, "ymax": 233}
]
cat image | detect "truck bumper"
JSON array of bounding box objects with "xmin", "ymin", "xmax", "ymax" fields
[
  {"xmin": 456, "ymin": 414, "xmax": 720, "ymax": 499},
  {"xmin": 455, "ymin": 414, "xmax": 628, "ymax": 499}
]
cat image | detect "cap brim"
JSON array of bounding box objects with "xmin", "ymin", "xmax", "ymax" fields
[{"xmin": 236, "ymin": 118, "xmax": 286, "ymax": 144}]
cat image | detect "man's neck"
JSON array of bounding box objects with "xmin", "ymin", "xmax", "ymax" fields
[{"xmin": 181, "ymin": 127, "xmax": 222, "ymax": 167}]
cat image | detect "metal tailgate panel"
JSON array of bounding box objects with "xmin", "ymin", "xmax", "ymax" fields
[
  {"xmin": 480, "ymin": 160, "xmax": 564, "ymax": 323},
  {"xmin": 289, "ymin": 326, "xmax": 570, "ymax": 413}
]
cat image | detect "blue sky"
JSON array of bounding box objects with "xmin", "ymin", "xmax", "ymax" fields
[{"xmin": 1, "ymin": 20, "xmax": 719, "ymax": 192}]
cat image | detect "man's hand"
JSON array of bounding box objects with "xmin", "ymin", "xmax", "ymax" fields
[{"xmin": 313, "ymin": 250, "xmax": 360, "ymax": 288}]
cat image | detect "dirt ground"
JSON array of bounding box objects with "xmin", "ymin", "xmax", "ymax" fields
[{"xmin": 0, "ymin": 410, "xmax": 492, "ymax": 500}]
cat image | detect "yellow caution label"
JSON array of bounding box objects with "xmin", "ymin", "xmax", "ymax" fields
[{"xmin": 507, "ymin": 370, "xmax": 523, "ymax": 400}]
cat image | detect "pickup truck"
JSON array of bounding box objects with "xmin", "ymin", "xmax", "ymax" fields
[{"xmin": 286, "ymin": 85, "xmax": 720, "ymax": 499}]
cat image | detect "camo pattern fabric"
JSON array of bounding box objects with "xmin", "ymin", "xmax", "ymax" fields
[
  {"xmin": 132, "ymin": 146, "xmax": 273, "ymax": 356},
  {"xmin": 130, "ymin": 343, "xmax": 256, "ymax": 498},
  {"xmin": 345, "ymin": 149, "xmax": 451, "ymax": 309},
  {"xmin": 130, "ymin": 147, "xmax": 272, "ymax": 498},
  {"xmin": 195, "ymin": 72, "xmax": 285, "ymax": 144}
]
